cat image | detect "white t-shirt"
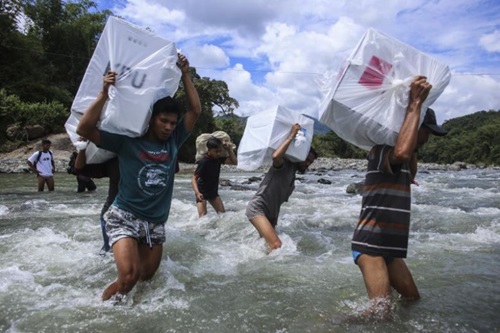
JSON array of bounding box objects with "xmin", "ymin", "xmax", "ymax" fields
[{"xmin": 28, "ymin": 151, "xmax": 54, "ymax": 177}]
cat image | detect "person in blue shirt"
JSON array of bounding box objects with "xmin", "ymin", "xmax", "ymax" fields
[{"xmin": 77, "ymin": 54, "xmax": 201, "ymax": 301}]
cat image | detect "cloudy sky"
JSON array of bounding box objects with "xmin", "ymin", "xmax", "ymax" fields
[{"xmin": 97, "ymin": 0, "xmax": 500, "ymax": 124}]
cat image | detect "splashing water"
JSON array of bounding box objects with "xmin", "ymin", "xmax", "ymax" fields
[{"xmin": 0, "ymin": 169, "xmax": 499, "ymax": 333}]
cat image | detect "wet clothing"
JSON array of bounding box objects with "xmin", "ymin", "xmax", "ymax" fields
[
  {"xmin": 76, "ymin": 174, "xmax": 97, "ymax": 192},
  {"xmin": 246, "ymin": 159, "xmax": 298, "ymax": 221},
  {"xmin": 76, "ymin": 157, "xmax": 120, "ymax": 216},
  {"xmin": 98, "ymin": 118, "xmax": 189, "ymax": 224},
  {"xmin": 351, "ymin": 145, "xmax": 412, "ymax": 258},
  {"xmin": 105, "ymin": 205, "xmax": 166, "ymax": 248},
  {"xmin": 75, "ymin": 157, "xmax": 119, "ymax": 253},
  {"xmin": 194, "ymin": 155, "xmax": 226, "ymax": 200},
  {"xmin": 352, "ymin": 250, "xmax": 394, "ymax": 265}
]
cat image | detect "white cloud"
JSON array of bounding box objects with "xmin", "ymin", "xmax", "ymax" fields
[
  {"xmin": 106, "ymin": 0, "xmax": 500, "ymax": 122},
  {"xmin": 186, "ymin": 44, "xmax": 229, "ymax": 69},
  {"xmin": 219, "ymin": 64, "xmax": 277, "ymax": 117},
  {"xmin": 113, "ymin": 0, "xmax": 185, "ymax": 34},
  {"xmin": 480, "ymin": 30, "xmax": 500, "ymax": 53},
  {"xmin": 433, "ymin": 74, "xmax": 500, "ymax": 122}
]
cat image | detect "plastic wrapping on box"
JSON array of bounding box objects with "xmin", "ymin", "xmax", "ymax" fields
[
  {"xmin": 195, "ymin": 131, "xmax": 236, "ymax": 162},
  {"xmin": 319, "ymin": 28, "xmax": 451, "ymax": 151},
  {"xmin": 65, "ymin": 114, "xmax": 116, "ymax": 164},
  {"xmin": 237, "ymin": 106, "xmax": 314, "ymax": 171},
  {"xmin": 66, "ymin": 16, "xmax": 181, "ymax": 163}
]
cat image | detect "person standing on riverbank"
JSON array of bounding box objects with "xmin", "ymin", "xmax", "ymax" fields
[
  {"xmin": 26, "ymin": 139, "xmax": 55, "ymax": 192},
  {"xmin": 351, "ymin": 76, "xmax": 448, "ymax": 319},
  {"xmin": 246, "ymin": 124, "xmax": 317, "ymax": 252},
  {"xmin": 77, "ymin": 53, "xmax": 201, "ymax": 301},
  {"xmin": 192, "ymin": 136, "xmax": 237, "ymax": 217}
]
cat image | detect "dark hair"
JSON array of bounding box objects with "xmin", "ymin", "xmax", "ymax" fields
[
  {"xmin": 309, "ymin": 147, "xmax": 318, "ymax": 159},
  {"xmin": 206, "ymin": 137, "xmax": 223, "ymax": 150},
  {"xmin": 152, "ymin": 96, "xmax": 181, "ymax": 118},
  {"xmin": 42, "ymin": 139, "xmax": 51, "ymax": 145}
]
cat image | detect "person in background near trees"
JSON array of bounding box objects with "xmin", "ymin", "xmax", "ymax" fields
[
  {"xmin": 350, "ymin": 76, "xmax": 448, "ymax": 320},
  {"xmin": 246, "ymin": 124, "xmax": 317, "ymax": 252},
  {"xmin": 27, "ymin": 139, "xmax": 55, "ymax": 191},
  {"xmin": 68, "ymin": 151, "xmax": 97, "ymax": 193},
  {"xmin": 72, "ymin": 140, "xmax": 119, "ymax": 255},
  {"xmin": 77, "ymin": 53, "xmax": 201, "ymax": 301},
  {"xmin": 192, "ymin": 136, "xmax": 237, "ymax": 217}
]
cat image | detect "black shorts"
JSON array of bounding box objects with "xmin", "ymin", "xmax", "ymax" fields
[{"xmin": 196, "ymin": 191, "xmax": 219, "ymax": 203}]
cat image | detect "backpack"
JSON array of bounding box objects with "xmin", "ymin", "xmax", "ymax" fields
[
  {"xmin": 67, "ymin": 152, "xmax": 77, "ymax": 175},
  {"xmin": 34, "ymin": 150, "xmax": 54, "ymax": 168}
]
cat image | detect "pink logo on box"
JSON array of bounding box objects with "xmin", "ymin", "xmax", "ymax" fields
[{"xmin": 358, "ymin": 56, "xmax": 392, "ymax": 87}]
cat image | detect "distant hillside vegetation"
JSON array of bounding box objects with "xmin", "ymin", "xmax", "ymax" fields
[
  {"xmin": 419, "ymin": 110, "xmax": 500, "ymax": 165},
  {"xmin": 313, "ymin": 110, "xmax": 500, "ymax": 166}
]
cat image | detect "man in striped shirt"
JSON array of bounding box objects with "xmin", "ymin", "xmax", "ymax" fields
[{"xmin": 351, "ymin": 76, "xmax": 448, "ymax": 319}]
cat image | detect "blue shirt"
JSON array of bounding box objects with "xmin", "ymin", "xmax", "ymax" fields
[{"xmin": 98, "ymin": 119, "xmax": 190, "ymax": 224}]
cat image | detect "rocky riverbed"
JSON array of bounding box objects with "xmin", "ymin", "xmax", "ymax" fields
[{"xmin": 0, "ymin": 133, "xmax": 497, "ymax": 174}]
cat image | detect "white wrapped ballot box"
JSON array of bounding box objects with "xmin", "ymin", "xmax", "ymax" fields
[
  {"xmin": 67, "ymin": 17, "xmax": 181, "ymax": 163},
  {"xmin": 319, "ymin": 28, "xmax": 451, "ymax": 150},
  {"xmin": 237, "ymin": 106, "xmax": 314, "ymax": 171}
]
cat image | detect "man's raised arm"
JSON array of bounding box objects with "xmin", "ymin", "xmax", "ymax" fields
[
  {"xmin": 77, "ymin": 71, "xmax": 117, "ymax": 145},
  {"xmin": 389, "ymin": 75, "xmax": 431, "ymax": 164},
  {"xmin": 272, "ymin": 123, "xmax": 301, "ymax": 168},
  {"xmin": 178, "ymin": 54, "xmax": 201, "ymax": 132}
]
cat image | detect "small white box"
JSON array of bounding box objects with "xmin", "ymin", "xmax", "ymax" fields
[
  {"xmin": 237, "ymin": 106, "xmax": 314, "ymax": 171},
  {"xmin": 319, "ymin": 28, "xmax": 451, "ymax": 150},
  {"xmin": 65, "ymin": 114, "xmax": 116, "ymax": 164}
]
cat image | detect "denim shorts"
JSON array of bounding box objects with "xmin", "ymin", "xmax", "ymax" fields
[{"xmin": 104, "ymin": 205, "xmax": 166, "ymax": 248}]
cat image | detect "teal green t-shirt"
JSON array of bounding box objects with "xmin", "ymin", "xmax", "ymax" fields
[{"xmin": 98, "ymin": 119, "xmax": 189, "ymax": 224}]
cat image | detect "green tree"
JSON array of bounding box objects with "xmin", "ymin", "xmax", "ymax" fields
[
  {"xmin": 214, "ymin": 115, "xmax": 245, "ymax": 147},
  {"xmin": 175, "ymin": 69, "xmax": 240, "ymax": 162},
  {"xmin": 3, "ymin": 0, "xmax": 110, "ymax": 104},
  {"xmin": 312, "ymin": 130, "xmax": 366, "ymax": 159},
  {"xmin": 0, "ymin": 0, "xmax": 47, "ymax": 102},
  {"xmin": 419, "ymin": 110, "xmax": 500, "ymax": 165},
  {"xmin": 0, "ymin": 89, "xmax": 67, "ymax": 150}
]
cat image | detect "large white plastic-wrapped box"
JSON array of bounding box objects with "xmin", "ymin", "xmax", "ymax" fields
[
  {"xmin": 237, "ymin": 106, "xmax": 314, "ymax": 171},
  {"xmin": 66, "ymin": 16, "xmax": 181, "ymax": 163},
  {"xmin": 319, "ymin": 28, "xmax": 451, "ymax": 151}
]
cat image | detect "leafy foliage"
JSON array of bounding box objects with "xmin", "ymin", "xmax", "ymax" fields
[
  {"xmin": 0, "ymin": 0, "xmax": 242, "ymax": 161},
  {"xmin": 175, "ymin": 70, "xmax": 240, "ymax": 162},
  {"xmin": 1, "ymin": 0, "xmax": 498, "ymax": 166},
  {"xmin": 0, "ymin": 89, "xmax": 67, "ymax": 148},
  {"xmin": 214, "ymin": 115, "xmax": 245, "ymax": 147},
  {"xmin": 312, "ymin": 131, "xmax": 366, "ymax": 159},
  {"xmin": 419, "ymin": 110, "xmax": 500, "ymax": 165},
  {"xmin": 312, "ymin": 110, "xmax": 500, "ymax": 165},
  {"xmin": 1, "ymin": 0, "xmax": 110, "ymax": 104}
]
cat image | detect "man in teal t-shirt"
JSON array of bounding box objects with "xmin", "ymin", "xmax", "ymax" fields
[
  {"xmin": 77, "ymin": 54, "xmax": 201, "ymax": 301},
  {"xmin": 98, "ymin": 124, "xmax": 188, "ymax": 224}
]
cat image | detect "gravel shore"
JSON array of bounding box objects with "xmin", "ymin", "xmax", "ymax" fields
[{"xmin": 0, "ymin": 133, "xmax": 497, "ymax": 174}]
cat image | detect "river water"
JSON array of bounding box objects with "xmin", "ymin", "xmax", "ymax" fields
[{"xmin": 0, "ymin": 167, "xmax": 499, "ymax": 333}]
